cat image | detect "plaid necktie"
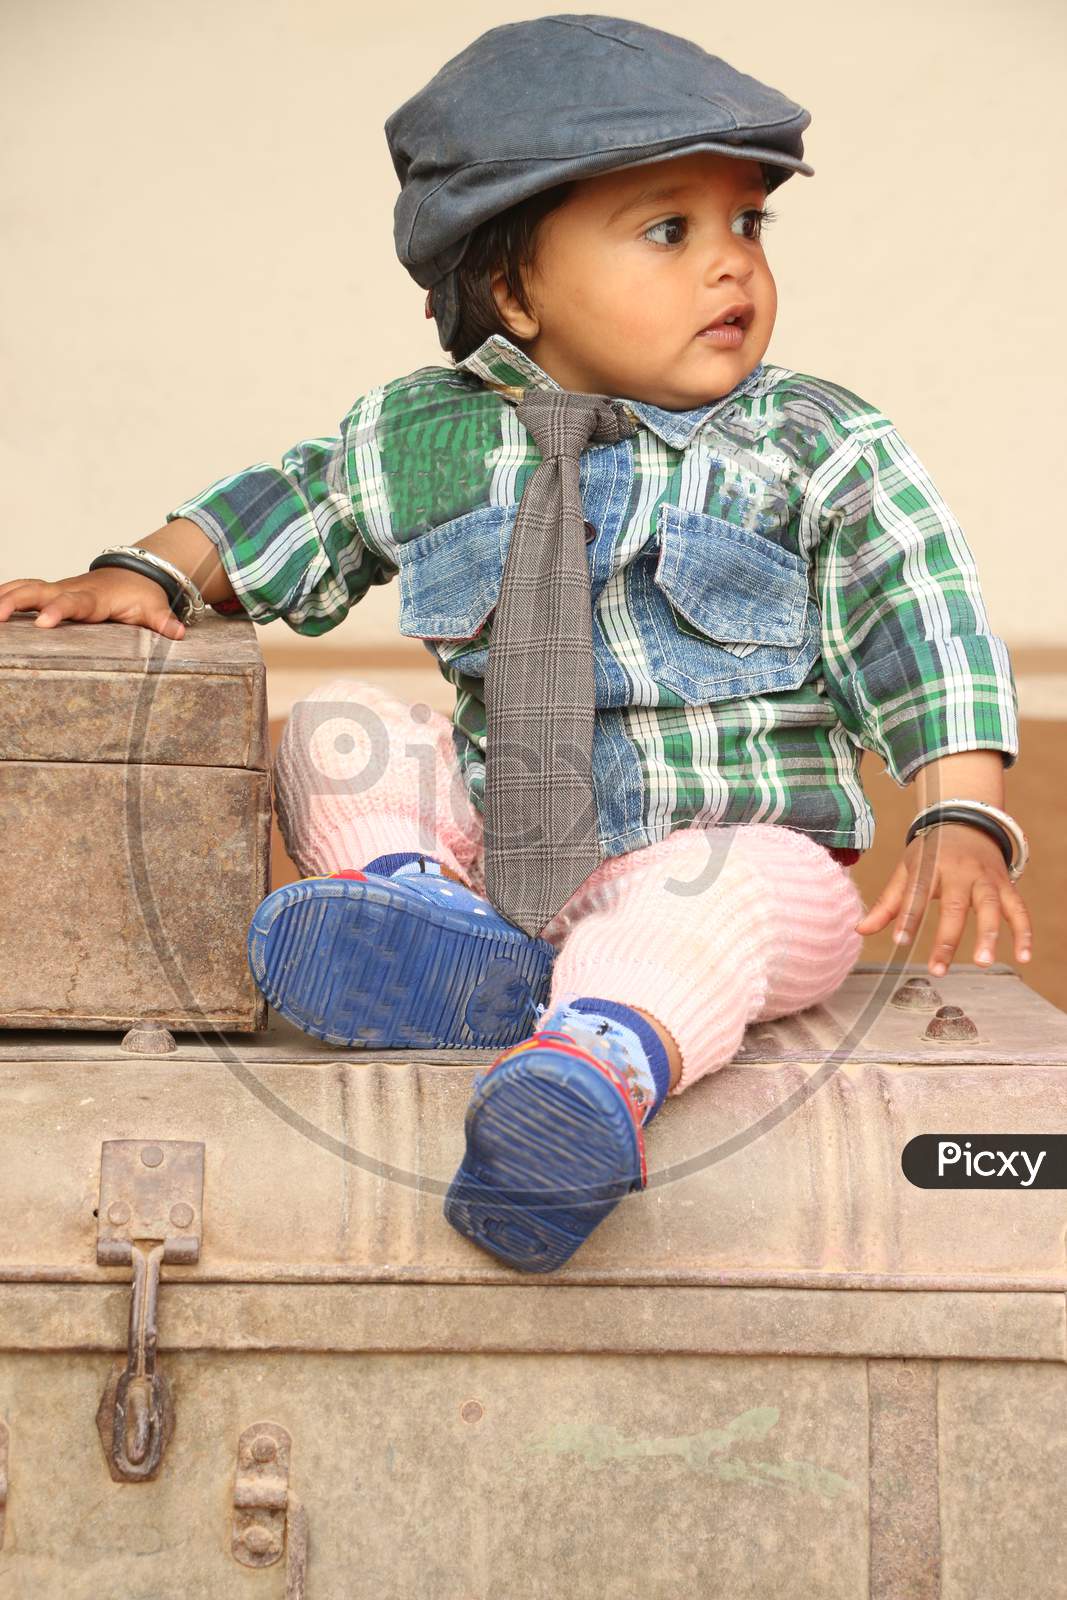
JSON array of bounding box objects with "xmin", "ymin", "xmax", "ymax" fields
[{"xmin": 483, "ymin": 388, "xmax": 637, "ymax": 935}]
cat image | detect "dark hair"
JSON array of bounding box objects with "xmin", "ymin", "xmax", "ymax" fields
[
  {"xmin": 445, "ymin": 161, "xmax": 778, "ymax": 363},
  {"xmin": 446, "ymin": 182, "xmax": 576, "ymax": 363}
]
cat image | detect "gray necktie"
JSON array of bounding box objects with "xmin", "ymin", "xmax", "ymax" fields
[{"xmin": 483, "ymin": 388, "xmax": 637, "ymax": 935}]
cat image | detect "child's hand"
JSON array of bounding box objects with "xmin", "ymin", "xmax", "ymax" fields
[
  {"xmin": 854, "ymin": 822, "xmax": 1033, "ymax": 977},
  {"xmin": 0, "ymin": 570, "xmax": 186, "ymax": 641}
]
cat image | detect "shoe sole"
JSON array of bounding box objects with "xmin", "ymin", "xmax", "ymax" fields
[
  {"xmin": 443, "ymin": 1049, "xmax": 644, "ymax": 1272},
  {"xmin": 248, "ymin": 877, "xmax": 554, "ymax": 1048}
]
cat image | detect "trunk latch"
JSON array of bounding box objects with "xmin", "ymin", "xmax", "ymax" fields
[{"xmin": 95, "ymin": 1139, "xmax": 204, "ymax": 1482}]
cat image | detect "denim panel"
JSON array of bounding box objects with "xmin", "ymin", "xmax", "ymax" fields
[
  {"xmin": 634, "ymin": 504, "xmax": 820, "ymax": 703},
  {"xmin": 398, "ymin": 438, "xmax": 643, "ymax": 699},
  {"xmin": 393, "ymin": 445, "xmax": 823, "ymax": 713},
  {"xmin": 395, "ymin": 502, "xmax": 516, "ymax": 641},
  {"xmin": 591, "ymin": 709, "xmax": 649, "ymax": 854},
  {"xmin": 581, "ymin": 437, "xmax": 646, "ymax": 709},
  {"xmin": 656, "ymin": 504, "xmax": 810, "ymax": 643}
]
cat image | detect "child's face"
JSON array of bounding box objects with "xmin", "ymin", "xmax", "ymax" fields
[{"xmin": 492, "ymin": 151, "xmax": 777, "ymax": 411}]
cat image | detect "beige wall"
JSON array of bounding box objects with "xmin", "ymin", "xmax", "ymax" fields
[{"xmin": 2, "ymin": 0, "xmax": 1064, "ymax": 656}]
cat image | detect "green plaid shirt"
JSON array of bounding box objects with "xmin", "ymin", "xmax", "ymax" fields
[{"xmin": 169, "ymin": 333, "xmax": 1019, "ymax": 858}]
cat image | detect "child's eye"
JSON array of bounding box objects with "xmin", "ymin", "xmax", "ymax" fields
[
  {"xmin": 737, "ymin": 206, "xmax": 778, "ymax": 241},
  {"xmin": 643, "ymin": 215, "xmax": 688, "ymax": 248},
  {"xmin": 643, "ymin": 207, "xmax": 778, "ymax": 248}
]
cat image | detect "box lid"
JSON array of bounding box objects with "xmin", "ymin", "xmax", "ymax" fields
[
  {"xmin": 0, "ymin": 612, "xmax": 266, "ymax": 769},
  {"xmin": 1, "ymin": 965, "xmax": 1064, "ymax": 1291}
]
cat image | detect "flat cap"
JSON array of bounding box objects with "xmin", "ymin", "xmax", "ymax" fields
[{"xmin": 385, "ymin": 14, "xmax": 814, "ymax": 348}]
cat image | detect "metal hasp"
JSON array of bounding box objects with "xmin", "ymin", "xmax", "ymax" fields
[
  {"xmin": 0, "ymin": 1419, "xmax": 8, "ymax": 1548},
  {"xmin": 95, "ymin": 1139, "xmax": 204, "ymax": 1482},
  {"xmin": 232, "ymin": 1422, "xmax": 309, "ymax": 1598}
]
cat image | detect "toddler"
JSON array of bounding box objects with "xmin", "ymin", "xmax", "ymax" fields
[{"xmin": 0, "ymin": 16, "xmax": 1033, "ymax": 1274}]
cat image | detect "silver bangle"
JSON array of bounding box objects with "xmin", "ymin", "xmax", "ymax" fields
[
  {"xmin": 98, "ymin": 545, "xmax": 207, "ymax": 622},
  {"xmin": 910, "ymin": 798, "xmax": 1029, "ymax": 882}
]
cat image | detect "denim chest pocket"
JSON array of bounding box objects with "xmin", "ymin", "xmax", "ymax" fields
[
  {"xmin": 395, "ymin": 503, "xmax": 516, "ymax": 648},
  {"xmin": 636, "ymin": 504, "xmax": 819, "ymax": 702}
]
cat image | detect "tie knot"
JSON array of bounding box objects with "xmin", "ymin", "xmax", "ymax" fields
[{"xmin": 514, "ymin": 389, "xmax": 636, "ymax": 460}]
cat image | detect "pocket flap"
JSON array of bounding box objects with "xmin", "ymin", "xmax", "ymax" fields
[
  {"xmin": 396, "ymin": 503, "xmax": 515, "ymax": 641},
  {"xmin": 655, "ymin": 505, "xmax": 810, "ymax": 646}
]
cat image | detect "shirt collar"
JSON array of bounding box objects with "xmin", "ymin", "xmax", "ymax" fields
[{"xmin": 455, "ymin": 332, "xmax": 764, "ymax": 450}]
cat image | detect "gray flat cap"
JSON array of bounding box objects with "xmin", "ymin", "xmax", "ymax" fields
[{"xmin": 385, "ymin": 14, "xmax": 814, "ymax": 350}]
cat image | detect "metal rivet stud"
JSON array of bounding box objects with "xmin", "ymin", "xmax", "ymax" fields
[
  {"xmin": 140, "ymin": 1146, "xmax": 164, "ymax": 1168},
  {"xmin": 890, "ymin": 976, "xmax": 942, "ymax": 1010},
  {"xmin": 922, "ymin": 1005, "xmax": 979, "ymax": 1041},
  {"xmin": 107, "ymin": 1201, "xmax": 131, "ymax": 1226},
  {"xmin": 242, "ymin": 1525, "xmax": 277, "ymax": 1557},
  {"xmin": 169, "ymin": 1203, "xmax": 194, "ymax": 1230},
  {"xmin": 120, "ymin": 1023, "xmax": 177, "ymax": 1056}
]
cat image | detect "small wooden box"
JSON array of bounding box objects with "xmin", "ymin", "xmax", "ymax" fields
[{"xmin": 0, "ymin": 613, "xmax": 270, "ymax": 1031}]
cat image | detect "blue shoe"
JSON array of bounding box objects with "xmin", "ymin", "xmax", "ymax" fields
[
  {"xmin": 247, "ymin": 866, "xmax": 555, "ymax": 1048},
  {"xmin": 443, "ymin": 1031, "xmax": 648, "ymax": 1272}
]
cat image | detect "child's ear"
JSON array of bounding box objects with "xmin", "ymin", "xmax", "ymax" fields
[{"xmin": 490, "ymin": 269, "xmax": 540, "ymax": 342}]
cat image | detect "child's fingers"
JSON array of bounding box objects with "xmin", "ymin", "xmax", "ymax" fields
[
  {"xmin": 971, "ymin": 877, "xmax": 1007, "ymax": 968},
  {"xmin": 0, "ymin": 580, "xmax": 61, "ymax": 621},
  {"xmin": 39, "ymin": 590, "xmax": 185, "ymax": 640},
  {"xmin": 999, "ymin": 880, "xmax": 1034, "ymax": 965},
  {"xmin": 854, "ymin": 859, "xmax": 909, "ymax": 933},
  {"xmin": 147, "ymin": 609, "xmax": 186, "ymax": 641},
  {"xmin": 0, "ymin": 575, "xmax": 185, "ymax": 639},
  {"xmin": 34, "ymin": 588, "xmax": 103, "ymax": 628},
  {"xmin": 0, "ymin": 577, "xmax": 46, "ymax": 598},
  {"xmin": 929, "ymin": 876, "xmax": 999, "ymax": 976},
  {"xmin": 889, "ymin": 861, "xmax": 936, "ymax": 946}
]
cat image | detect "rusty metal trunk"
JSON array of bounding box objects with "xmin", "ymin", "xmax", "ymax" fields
[{"xmin": 0, "ymin": 970, "xmax": 1065, "ymax": 1597}]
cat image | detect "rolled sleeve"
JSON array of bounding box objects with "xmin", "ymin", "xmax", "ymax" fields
[
  {"xmin": 814, "ymin": 421, "xmax": 1020, "ymax": 787},
  {"xmin": 167, "ymin": 407, "xmax": 394, "ymax": 636}
]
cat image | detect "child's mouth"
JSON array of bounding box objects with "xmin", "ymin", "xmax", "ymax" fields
[{"xmin": 696, "ymin": 322, "xmax": 747, "ymax": 348}]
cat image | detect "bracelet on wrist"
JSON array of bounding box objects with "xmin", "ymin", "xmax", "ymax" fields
[
  {"xmin": 907, "ymin": 807, "xmax": 1013, "ymax": 870},
  {"xmin": 91, "ymin": 544, "xmax": 207, "ymax": 624},
  {"xmin": 88, "ymin": 551, "xmax": 193, "ymax": 620},
  {"xmin": 128, "ymin": 546, "xmax": 206, "ymax": 617},
  {"xmin": 905, "ymin": 798, "xmax": 1028, "ymax": 882}
]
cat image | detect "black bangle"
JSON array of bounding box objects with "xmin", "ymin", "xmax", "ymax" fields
[
  {"xmin": 88, "ymin": 552, "xmax": 190, "ymax": 620},
  {"xmin": 905, "ymin": 805, "xmax": 1014, "ymax": 870}
]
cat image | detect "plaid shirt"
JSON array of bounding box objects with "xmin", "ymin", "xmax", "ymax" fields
[{"xmin": 170, "ymin": 333, "xmax": 1019, "ymax": 861}]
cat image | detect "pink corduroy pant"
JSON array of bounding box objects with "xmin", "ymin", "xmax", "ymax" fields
[{"xmin": 273, "ymin": 678, "xmax": 866, "ymax": 1096}]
